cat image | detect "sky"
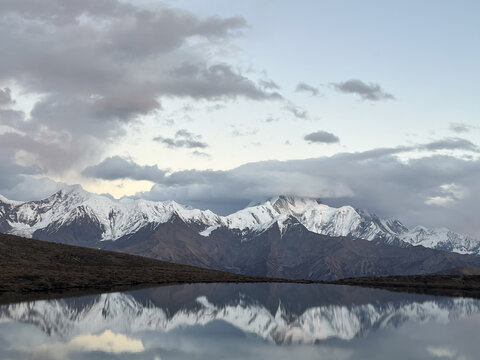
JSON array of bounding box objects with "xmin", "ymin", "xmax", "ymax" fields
[{"xmin": 0, "ymin": 0, "xmax": 479, "ymax": 237}]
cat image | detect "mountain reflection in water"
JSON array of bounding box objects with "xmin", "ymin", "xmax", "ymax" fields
[{"xmin": 1, "ymin": 283, "xmax": 480, "ymax": 359}]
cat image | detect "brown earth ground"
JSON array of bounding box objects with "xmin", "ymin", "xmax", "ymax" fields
[
  {"xmin": 3, "ymin": 233, "xmax": 480, "ymax": 304},
  {"xmin": 0, "ymin": 233, "xmax": 312, "ymax": 304},
  {"xmin": 331, "ymin": 270, "xmax": 480, "ymax": 298}
]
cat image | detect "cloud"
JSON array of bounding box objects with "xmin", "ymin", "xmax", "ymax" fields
[
  {"xmin": 344, "ymin": 137, "xmax": 479, "ymax": 161},
  {"xmin": 0, "ymin": 0, "xmax": 134, "ymax": 25},
  {"xmin": 82, "ymin": 156, "xmax": 166, "ymax": 182},
  {"xmin": 0, "ymin": 88, "xmax": 14, "ymax": 106},
  {"xmin": 295, "ymin": 82, "xmax": 320, "ymax": 96},
  {"xmin": 0, "ymin": 131, "xmax": 101, "ymax": 173},
  {"xmin": 206, "ymin": 103, "xmax": 226, "ymax": 112},
  {"xmin": 265, "ymin": 115, "xmax": 279, "ymax": 123},
  {"xmin": 425, "ymin": 183, "xmax": 468, "ymax": 207},
  {"xmin": 259, "ymin": 79, "xmax": 280, "ymax": 90},
  {"xmin": 422, "ymin": 137, "xmax": 479, "ymax": 152},
  {"xmin": 67, "ymin": 330, "xmax": 144, "ymax": 353},
  {"xmin": 331, "ymin": 79, "xmax": 395, "ymax": 101},
  {"xmin": 284, "ymin": 102, "xmax": 308, "ymax": 120},
  {"xmin": 132, "ymin": 138, "xmax": 480, "ymax": 237},
  {"xmin": 231, "ymin": 125, "xmax": 257, "ymax": 137},
  {"xmin": 426, "ymin": 346, "xmax": 465, "ymax": 359},
  {"xmin": 154, "ymin": 129, "xmax": 208, "ymax": 149},
  {"xmin": 0, "ymin": 150, "xmax": 43, "ymax": 192},
  {"xmin": 304, "ymin": 131, "xmax": 340, "ymax": 144},
  {"xmin": 0, "ymin": 0, "xmax": 279, "ymax": 186},
  {"xmin": 191, "ymin": 150, "xmax": 211, "ymax": 158},
  {"xmin": 167, "ymin": 62, "xmax": 282, "ymax": 101},
  {"xmin": 449, "ymin": 122, "xmax": 478, "ymax": 134},
  {"xmin": 28, "ymin": 330, "xmax": 144, "ymax": 359},
  {"xmin": 0, "ymin": 176, "xmax": 66, "ymax": 202}
]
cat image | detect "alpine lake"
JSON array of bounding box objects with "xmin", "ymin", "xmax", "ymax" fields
[{"xmin": 1, "ymin": 283, "xmax": 479, "ymax": 360}]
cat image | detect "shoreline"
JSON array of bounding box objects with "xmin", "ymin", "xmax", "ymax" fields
[
  {"xmin": 330, "ymin": 274, "xmax": 480, "ymax": 299},
  {"xmin": 0, "ymin": 279, "xmax": 318, "ymax": 306},
  {"xmin": 5, "ymin": 275, "xmax": 480, "ymax": 305}
]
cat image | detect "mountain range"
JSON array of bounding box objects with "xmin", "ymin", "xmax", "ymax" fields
[{"xmin": 1, "ymin": 185, "xmax": 480, "ymax": 280}]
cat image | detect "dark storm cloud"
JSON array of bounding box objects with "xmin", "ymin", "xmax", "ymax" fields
[
  {"xmin": 82, "ymin": 156, "xmax": 166, "ymax": 182},
  {"xmin": 154, "ymin": 129, "xmax": 208, "ymax": 149},
  {"xmin": 0, "ymin": 0, "xmax": 280, "ymax": 189},
  {"xmin": 304, "ymin": 131, "xmax": 340, "ymax": 144},
  {"xmin": 331, "ymin": 79, "xmax": 395, "ymax": 101},
  {"xmin": 295, "ymin": 82, "xmax": 320, "ymax": 96}
]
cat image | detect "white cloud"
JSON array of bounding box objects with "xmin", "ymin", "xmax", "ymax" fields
[
  {"xmin": 426, "ymin": 346, "xmax": 466, "ymax": 360},
  {"xmin": 67, "ymin": 330, "xmax": 145, "ymax": 353},
  {"xmin": 425, "ymin": 183, "xmax": 467, "ymax": 207},
  {"xmin": 30, "ymin": 330, "xmax": 145, "ymax": 359}
]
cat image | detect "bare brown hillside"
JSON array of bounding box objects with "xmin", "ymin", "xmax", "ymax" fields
[{"xmin": 0, "ymin": 233, "xmax": 308, "ymax": 304}]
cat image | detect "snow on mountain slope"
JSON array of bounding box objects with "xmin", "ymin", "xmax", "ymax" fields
[
  {"xmin": 0, "ymin": 188, "xmax": 479, "ymax": 255},
  {"xmin": 1, "ymin": 291, "xmax": 479, "ymax": 345},
  {"xmin": 209, "ymin": 195, "xmax": 480, "ymax": 255},
  {"xmin": 1, "ymin": 185, "xmax": 221, "ymax": 241},
  {"xmin": 399, "ymin": 226, "xmax": 480, "ymax": 255},
  {"xmin": 201, "ymin": 201, "xmax": 291, "ymax": 237},
  {"xmin": 199, "ymin": 195, "xmax": 409, "ymax": 242},
  {"xmin": 272, "ymin": 195, "xmax": 408, "ymax": 241}
]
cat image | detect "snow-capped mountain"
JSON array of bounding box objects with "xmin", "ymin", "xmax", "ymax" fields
[
  {"xmin": 0, "ymin": 185, "xmax": 220, "ymax": 245},
  {"xmin": 262, "ymin": 195, "xmax": 480, "ymax": 255},
  {"xmin": 398, "ymin": 226, "xmax": 480, "ymax": 255},
  {"xmin": 0, "ymin": 186, "xmax": 479, "ymax": 255},
  {"xmin": 211, "ymin": 195, "xmax": 410, "ymax": 244},
  {"xmin": 1, "ymin": 285, "xmax": 479, "ymax": 345}
]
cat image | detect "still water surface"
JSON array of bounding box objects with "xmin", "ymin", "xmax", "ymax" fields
[{"xmin": 1, "ymin": 283, "xmax": 479, "ymax": 359}]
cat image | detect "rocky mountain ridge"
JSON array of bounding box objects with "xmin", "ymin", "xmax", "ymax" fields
[{"xmin": 0, "ymin": 186, "xmax": 478, "ymax": 255}]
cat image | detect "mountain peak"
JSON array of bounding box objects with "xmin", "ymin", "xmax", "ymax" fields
[
  {"xmin": 1, "ymin": 188, "xmax": 479, "ymax": 255},
  {"xmin": 271, "ymin": 195, "xmax": 320, "ymax": 215},
  {"xmin": 55, "ymin": 184, "xmax": 89, "ymax": 197}
]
